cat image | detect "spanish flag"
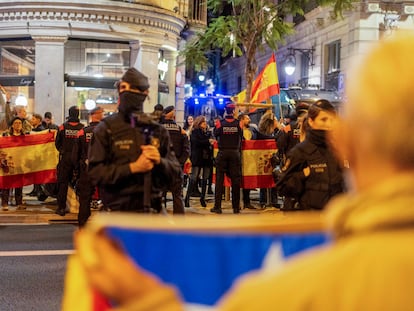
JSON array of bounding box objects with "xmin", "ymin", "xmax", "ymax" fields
[
  {"xmin": 212, "ymin": 139, "xmax": 277, "ymax": 189},
  {"xmin": 0, "ymin": 131, "xmax": 58, "ymax": 188},
  {"xmin": 235, "ymin": 54, "xmax": 280, "ymax": 105},
  {"xmin": 251, "ymin": 53, "xmax": 280, "ymax": 104},
  {"xmin": 242, "ymin": 139, "xmax": 277, "ymax": 189}
]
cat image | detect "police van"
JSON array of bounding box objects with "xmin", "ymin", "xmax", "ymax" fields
[{"xmin": 284, "ymin": 88, "xmax": 342, "ymax": 109}]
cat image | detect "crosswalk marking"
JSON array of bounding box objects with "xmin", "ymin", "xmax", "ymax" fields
[{"xmin": 0, "ymin": 250, "xmax": 74, "ymax": 257}]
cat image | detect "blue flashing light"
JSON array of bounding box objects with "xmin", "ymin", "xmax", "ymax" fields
[
  {"xmin": 194, "ymin": 98, "xmax": 199, "ymax": 105},
  {"xmin": 219, "ymin": 98, "xmax": 224, "ymax": 105}
]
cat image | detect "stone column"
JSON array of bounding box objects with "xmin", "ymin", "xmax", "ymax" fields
[
  {"xmin": 163, "ymin": 50, "xmax": 180, "ymax": 120},
  {"xmin": 129, "ymin": 40, "xmax": 140, "ymax": 70},
  {"xmin": 33, "ymin": 36, "xmax": 67, "ymax": 125},
  {"xmin": 134, "ymin": 41, "xmax": 160, "ymax": 113}
]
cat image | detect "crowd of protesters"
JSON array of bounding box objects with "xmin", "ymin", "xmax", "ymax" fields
[
  {"xmin": 0, "ymin": 67, "xmax": 347, "ymax": 224},
  {"xmin": 0, "ymin": 104, "xmax": 59, "ymax": 211}
]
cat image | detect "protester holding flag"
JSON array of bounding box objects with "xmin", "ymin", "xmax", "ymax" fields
[
  {"xmin": 256, "ymin": 110, "xmax": 283, "ymax": 208},
  {"xmin": 13, "ymin": 105, "xmax": 32, "ymax": 134},
  {"xmin": 238, "ymin": 113, "xmax": 258, "ymax": 209},
  {"xmin": 1, "ymin": 117, "xmax": 26, "ymax": 211}
]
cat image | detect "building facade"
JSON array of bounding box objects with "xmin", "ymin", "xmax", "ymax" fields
[
  {"xmin": 0, "ymin": 0, "xmax": 207, "ymax": 125},
  {"xmin": 220, "ymin": 1, "xmax": 414, "ymax": 100}
]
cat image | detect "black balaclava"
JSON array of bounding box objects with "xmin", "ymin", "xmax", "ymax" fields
[
  {"xmin": 67, "ymin": 106, "xmax": 80, "ymax": 122},
  {"xmin": 118, "ymin": 68, "xmax": 149, "ymax": 119}
]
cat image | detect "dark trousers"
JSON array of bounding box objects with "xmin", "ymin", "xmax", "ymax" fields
[
  {"xmin": 77, "ymin": 168, "xmax": 95, "ymax": 227},
  {"xmin": 1, "ymin": 188, "xmax": 23, "ymax": 206},
  {"xmin": 214, "ymin": 150, "xmax": 241, "ymax": 211},
  {"xmin": 170, "ymin": 175, "xmax": 185, "ymax": 214},
  {"xmin": 243, "ymin": 189, "xmax": 251, "ymax": 205},
  {"xmin": 56, "ymin": 158, "xmax": 76, "ymax": 212}
]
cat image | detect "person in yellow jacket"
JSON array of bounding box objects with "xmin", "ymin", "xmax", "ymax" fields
[{"xmin": 74, "ymin": 31, "xmax": 414, "ymax": 311}]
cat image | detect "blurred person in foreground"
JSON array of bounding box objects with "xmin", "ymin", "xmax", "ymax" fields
[
  {"xmin": 75, "ymin": 32, "xmax": 414, "ymax": 310},
  {"xmin": 88, "ymin": 68, "xmax": 180, "ymax": 213}
]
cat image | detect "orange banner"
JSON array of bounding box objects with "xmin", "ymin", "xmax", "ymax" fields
[{"xmin": 0, "ymin": 131, "xmax": 58, "ymax": 188}]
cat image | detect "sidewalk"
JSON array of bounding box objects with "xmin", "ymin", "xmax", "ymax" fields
[{"xmin": 0, "ymin": 188, "xmax": 281, "ymax": 224}]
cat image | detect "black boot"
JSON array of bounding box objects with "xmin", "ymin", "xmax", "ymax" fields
[{"xmin": 200, "ymin": 180, "xmax": 207, "ymax": 207}]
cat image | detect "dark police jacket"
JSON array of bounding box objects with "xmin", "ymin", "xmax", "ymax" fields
[
  {"xmin": 72, "ymin": 121, "xmax": 100, "ymax": 173},
  {"xmin": 213, "ymin": 116, "xmax": 242, "ymax": 150},
  {"xmin": 276, "ymin": 129, "xmax": 344, "ymax": 210},
  {"xmin": 55, "ymin": 121, "xmax": 84, "ymax": 161},
  {"xmin": 87, "ymin": 113, "xmax": 181, "ymax": 209},
  {"xmin": 160, "ymin": 119, "xmax": 189, "ymax": 166}
]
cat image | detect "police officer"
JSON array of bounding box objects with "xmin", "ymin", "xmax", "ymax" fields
[
  {"xmin": 211, "ymin": 103, "xmax": 243, "ymax": 214},
  {"xmin": 55, "ymin": 106, "xmax": 84, "ymax": 216},
  {"xmin": 160, "ymin": 105, "xmax": 189, "ymax": 214},
  {"xmin": 276, "ymin": 102, "xmax": 309, "ymax": 163},
  {"xmin": 88, "ymin": 68, "xmax": 181, "ymax": 213},
  {"xmin": 276, "ymin": 100, "xmax": 344, "ymax": 210},
  {"xmin": 72, "ymin": 106, "xmax": 104, "ymax": 226}
]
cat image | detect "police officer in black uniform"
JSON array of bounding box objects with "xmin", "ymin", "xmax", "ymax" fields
[
  {"xmin": 211, "ymin": 103, "xmax": 243, "ymax": 214},
  {"xmin": 88, "ymin": 68, "xmax": 181, "ymax": 213},
  {"xmin": 160, "ymin": 105, "xmax": 189, "ymax": 214},
  {"xmin": 72, "ymin": 106, "xmax": 104, "ymax": 226},
  {"xmin": 276, "ymin": 100, "xmax": 344, "ymax": 210},
  {"xmin": 55, "ymin": 106, "xmax": 84, "ymax": 216},
  {"xmin": 276, "ymin": 102, "xmax": 309, "ymax": 163}
]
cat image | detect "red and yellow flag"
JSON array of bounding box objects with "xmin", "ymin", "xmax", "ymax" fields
[
  {"xmin": 0, "ymin": 131, "xmax": 58, "ymax": 188},
  {"xmin": 250, "ymin": 53, "xmax": 280, "ymax": 104},
  {"xmin": 213, "ymin": 139, "xmax": 277, "ymax": 189},
  {"xmin": 241, "ymin": 139, "xmax": 277, "ymax": 189},
  {"xmin": 236, "ymin": 54, "xmax": 280, "ymax": 105}
]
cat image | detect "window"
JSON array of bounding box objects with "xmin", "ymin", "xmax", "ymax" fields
[{"xmin": 327, "ymin": 40, "xmax": 341, "ymax": 73}]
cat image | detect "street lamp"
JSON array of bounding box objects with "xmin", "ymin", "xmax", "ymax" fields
[
  {"xmin": 284, "ymin": 47, "xmax": 315, "ymax": 76},
  {"xmin": 198, "ymin": 73, "xmax": 205, "ymax": 82},
  {"xmin": 284, "ymin": 54, "xmax": 296, "ymax": 76},
  {"xmin": 15, "ymin": 94, "xmax": 28, "ymax": 106}
]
